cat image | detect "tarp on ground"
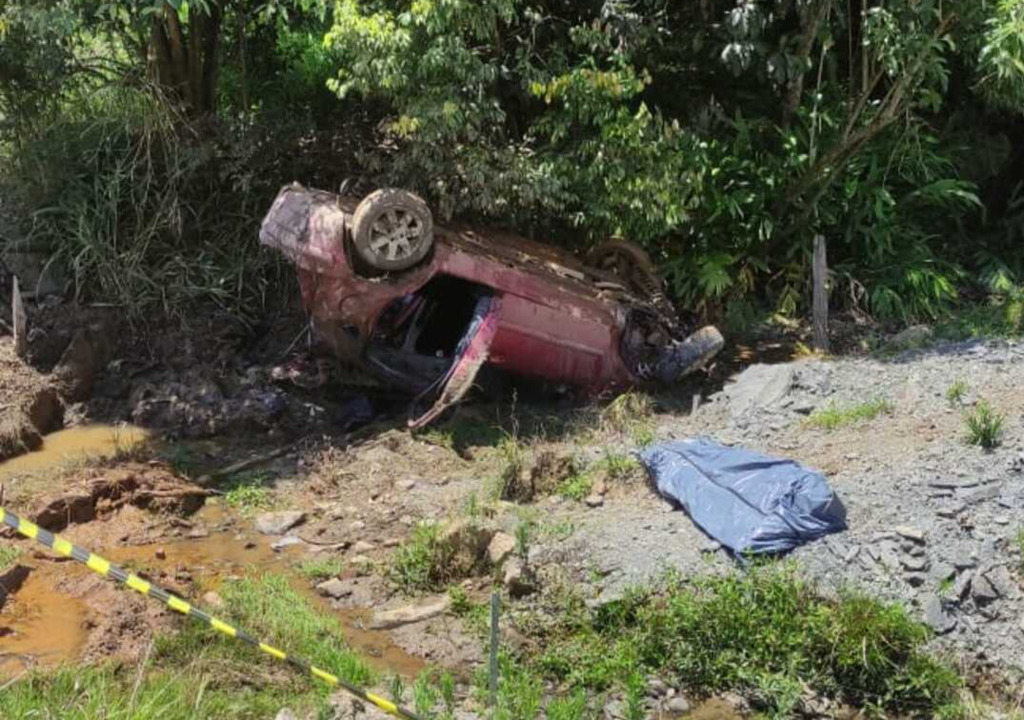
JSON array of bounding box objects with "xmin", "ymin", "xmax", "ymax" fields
[{"xmin": 640, "ymin": 438, "xmax": 846, "ymax": 555}]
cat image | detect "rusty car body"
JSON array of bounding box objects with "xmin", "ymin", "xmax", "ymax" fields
[{"xmin": 260, "ymin": 184, "xmax": 723, "ymax": 426}]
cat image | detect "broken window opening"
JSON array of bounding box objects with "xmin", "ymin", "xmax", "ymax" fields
[{"xmin": 367, "ymin": 276, "xmax": 494, "ymax": 392}]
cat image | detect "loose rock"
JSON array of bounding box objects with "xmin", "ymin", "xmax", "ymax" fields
[{"xmin": 255, "ymin": 511, "xmax": 306, "ymax": 536}]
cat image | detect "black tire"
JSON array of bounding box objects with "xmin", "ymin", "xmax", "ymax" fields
[{"xmin": 351, "ymin": 189, "xmax": 434, "ymax": 272}]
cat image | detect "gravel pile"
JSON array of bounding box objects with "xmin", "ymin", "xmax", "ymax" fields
[{"xmin": 537, "ymin": 338, "xmax": 1024, "ymax": 679}]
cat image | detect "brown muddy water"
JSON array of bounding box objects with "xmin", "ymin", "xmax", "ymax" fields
[
  {"xmin": 0, "ymin": 427, "xmax": 423, "ymax": 680},
  {"xmin": 0, "ymin": 423, "xmax": 149, "ymax": 483}
]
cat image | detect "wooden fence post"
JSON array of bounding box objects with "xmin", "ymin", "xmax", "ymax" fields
[
  {"xmin": 812, "ymin": 234, "xmax": 829, "ymax": 353},
  {"xmin": 12, "ymin": 275, "xmax": 27, "ymax": 358}
]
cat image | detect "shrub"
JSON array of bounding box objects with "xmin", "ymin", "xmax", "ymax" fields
[{"xmin": 964, "ymin": 401, "xmax": 1005, "ymax": 448}]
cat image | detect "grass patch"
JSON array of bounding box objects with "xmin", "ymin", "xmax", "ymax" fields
[
  {"xmin": 387, "ymin": 522, "xmax": 455, "ymax": 594},
  {"xmin": 297, "ymin": 556, "xmax": 345, "ymax": 581},
  {"xmin": 223, "ymin": 471, "xmax": 276, "ymax": 512},
  {"xmin": 936, "ymin": 292, "xmax": 1024, "ymax": 341},
  {"xmin": 0, "ymin": 543, "xmax": 22, "ymax": 571},
  {"xmin": 0, "ymin": 573, "xmax": 371, "ymax": 719},
  {"xmin": 558, "ymin": 472, "xmax": 593, "ymax": 502},
  {"xmin": 597, "ymin": 391, "xmax": 657, "ymax": 447},
  {"xmin": 964, "ymin": 400, "xmax": 1005, "ymax": 449},
  {"xmin": 807, "ymin": 398, "xmax": 892, "ymax": 430},
  {"xmin": 519, "ymin": 564, "xmax": 962, "ymax": 718},
  {"xmin": 946, "ymin": 379, "xmax": 969, "ymax": 404}
]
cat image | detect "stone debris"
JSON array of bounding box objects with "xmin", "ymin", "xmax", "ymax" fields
[
  {"xmin": 487, "ymin": 532, "xmax": 516, "ymax": 567},
  {"xmin": 368, "ymin": 595, "xmax": 451, "ymax": 630},
  {"xmin": 255, "ymin": 511, "xmax": 306, "ymax": 536}
]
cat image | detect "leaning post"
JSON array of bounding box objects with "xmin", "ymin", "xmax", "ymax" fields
[
  {"xmin": 12, "ymin": 275, "xmax": 27, "ymax": 357},
  {"xmin": 812, "ymin": 234, "xmax": 829, "ymax": 353}
]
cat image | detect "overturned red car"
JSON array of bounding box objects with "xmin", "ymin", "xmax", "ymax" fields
[{"xmin": 260, "ymin": 184, "xmax": 723, "ymax": 426}]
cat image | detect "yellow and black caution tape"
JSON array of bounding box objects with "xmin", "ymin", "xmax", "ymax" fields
[{"xmin": 0, "ymin": 506, "xmax": 422, "ymax": 720}]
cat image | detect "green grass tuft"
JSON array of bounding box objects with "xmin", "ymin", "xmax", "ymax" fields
[
  {"xmin": 807, "ymin": 398, "xmax": 892, "ymax": 430},
  {"xmin": 0, "ymin": 573, "xmax": 371, "ymax": 719},
  {"xmin": 964, "ymin": 400, "xmax": 1005, "ymax": 449},
  {"xmin": 558, "ymin": 473, "xmax": 593, "ymax": 502},
  {"xmin": 297, "ymin": 556, "xmax": 345, "ymax": 581},
  {"xmin": 527, "ymin": 564, "xmax": 961, "ymax": 717},
  {"xmin": 387, "ymin": 522, "xmax": 454, "ymax": 594},
  {"xmin": 946, "ymin": 380, "xmax": 969, "ymax": 404},
  {"xmin": 0, "ymin": 543, "xmax": 23, "ymax": 571}
]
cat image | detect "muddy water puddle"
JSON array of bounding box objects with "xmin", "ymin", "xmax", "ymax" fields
[
  {"xmin": 0, "ymin": 499, "xmax": 423, "ymax": 680},
  {"xmin": 0, "ymin": 424, "xmax": 149, "ymax": 483}
]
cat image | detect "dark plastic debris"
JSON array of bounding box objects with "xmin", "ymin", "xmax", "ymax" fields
[{"xmin": 640, "ymin": 438, "xmax": 846, "ymax": 555}]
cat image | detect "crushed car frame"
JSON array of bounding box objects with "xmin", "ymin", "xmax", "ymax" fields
[{"xmin": 260, "ymin": 184, "xmax": 723, "ymax": 427}]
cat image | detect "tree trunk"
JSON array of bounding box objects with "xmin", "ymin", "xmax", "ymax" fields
[{"xmin": 147, "ymin": 1, "xmax": 222, "ymax": 118}]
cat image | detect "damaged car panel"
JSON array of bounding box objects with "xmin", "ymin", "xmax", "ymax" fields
[{"xmin": 260, "ymin": 183, "xmax": 723, "ymax": 425}]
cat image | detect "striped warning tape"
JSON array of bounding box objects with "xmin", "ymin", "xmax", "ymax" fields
[{"xmin": 0, "ymin": 506, "xmax": 421, "ymax": 720}]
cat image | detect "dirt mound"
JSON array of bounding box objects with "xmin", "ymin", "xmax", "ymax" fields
[
  {"xmin": 0, "ymin": 338, "xmax": 63, "ymax": 461},
  {"xmin": 503, "ymin": 450, "xmax": 577, "ymax": 502},
  {"xmin": 26, "ymin": 465, "xmax": 209, "ymax": 532}
]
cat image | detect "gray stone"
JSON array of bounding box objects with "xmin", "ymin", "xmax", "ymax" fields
[
  {"xmin": 985, "ymin": 565, "xmax": 1016, "ymax": 598},
  {"xmin": 369, "ymin": 595, "xmax": 451, "ymax": 630},
  {"xmin": 487, "ymin": 532, "xmax": 516, "ymax": 567},
  {"xmin": 584, "ymin": 494, "xmax": 605, "ymax": 508},
  {"xmin": 647, "ymin": 678, "xmax": 669, "ymax": 697},
  {"xmin": 930, "ymin": 563, "xmax": 956, "ymax": 583},
  {"xmin": 922, "ymin": 595, "xmax": 956, "ymax": 634},
  {"xmin": 720, "ymin": 364, "xmax": 795, "ymax": 418},
  {"xmin": 275, "ymin": 709, "xmax": 299, "ymax": 720},
  {"xmin": 953, "ymin": 572, "xmax": 973, "ymax": 600},
  {"xmin": 604, "ymin": 700, "xmax": 627, "ymax": 720},
  {"xmin": 962, "ymin": 485, "xmax": 1001, "ymax": 506},
  {"xmin": 971, "ymin": 574, "xmax": 1001, "ymax": 604},
  {"xmin": 895, "ymin": 525, "xmax": 926, "ymax": 543},
  {"xmin": 255, "ymin": 511, "xmax": 306, "ymax": 536},
  {"xmin": 901, "ymin": 555, "xmax": 930, "ymax": 572},
  {"xmin": 316, "ymin": 578, "xmax": 351, "ymax": 599},
  {"xmin": 664, "ymin": 696, "xmax": 691, "ymax": 714},
  {"xmin": 503, "ymin": 558, "xmax": 537, "ymax": 598},
  {"xmin": 271, "ymin": 535, "xmax": 304, "ymax": 551},
  {"xmin": 351, "ymin": 540, "xmax": 376, "ymax": 553}
]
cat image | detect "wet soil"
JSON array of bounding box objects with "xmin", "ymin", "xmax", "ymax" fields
[{"xmin": 0, "ymin": 433, "xmax": 425, "ymax": 681}]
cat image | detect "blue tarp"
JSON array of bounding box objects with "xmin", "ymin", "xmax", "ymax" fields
[{"xmin": 640, "ymin": 438, "xmax": 846, "ymax": 555}]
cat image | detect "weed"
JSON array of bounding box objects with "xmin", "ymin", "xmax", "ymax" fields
[
  {"xmin": 624, "ymin": 670, "xmax": 646, "ymax": 720},
  {"xmin": 546, "ymin": 689, "xmax": 589, "ymax": 720},
  {"xmin": 599, "ymin": 391, "xmax": 656, "ymax": 447},
  {"xmin": 448, "ymin": 585, "xmax": 473, "ymax": 615},
  {"xmin": 807, "ymin": 398, "xmax": 892, "ymax": 430},
  {"xmin": 224, "ymin": 483, "xmax": 274, "ymax": 511},
  {"xmin": 515, "ymin": 517, "xmax": 535, "ymax": 561},
  {"xmin": 558, "ymin": 472, "xmax": 593, "ymax": 502},
  {"xmin": 936, "ymin": 292, "xmax": 1024, "ymax": 341},
  {"xmin": 598, "ymin": 452, "xmax": 642, "ymax": 482},
  {"xmin": 418, "ymin": 428, "xmax": 455, "ymax": 450},
  {"xmin": 946, "ymin": 380, "xmax": 969, "ymax": 405},
  {"xmin": 964, "ymin": 400, "xmax": 1005, "ymax": 449},
  {"xmin": 492, "ymin": 432, "xmax": 526, "ymax": 501},
  {"xmin": 413, "ymin": 671, "xmax": 440, "ymax": 717},
  {"xmin": 297, "ymin": 557, "xmax": 344, "ymax": 581},
  {"xmin": 388, "ymin": 674, "xmax": 407, "ymax": 705},
  {"xmin": 542, "ymin": 519, "xmax": 578, "ymax": 541},
  {"xmin": 530, "ymin": 564, "xmax": 961, "ymax": 716},
  {"xmin": 0, "ymin": 572, "xmax": 373, "ymax": 719},
  {"xmin": 388, "ymin": 522, "xmax": 454, "ymax": 594},
  {"xmin": 0, "ymin": 543, "xmax": 22, "ymax": 571}
]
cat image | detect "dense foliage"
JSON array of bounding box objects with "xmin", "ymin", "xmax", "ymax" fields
[{"xmin": 3, "ymin": 0, "xmax": 1024, "ymax": 327}]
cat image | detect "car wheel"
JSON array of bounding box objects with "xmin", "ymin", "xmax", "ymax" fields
[
  {"xmin": 587, "ymin": 240, "xmax": 675, "ymax": 319},
  {"xmin": 351, "ymin": 189, "xmax": 434, "ymax": 272}
]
